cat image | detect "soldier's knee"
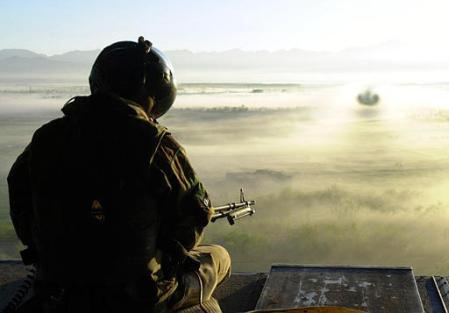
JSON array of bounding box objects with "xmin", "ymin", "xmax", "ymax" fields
[
  {"xmin": 193, "ymin": 244, "xmax": 231, "ymax": 281},
  {"xmin": 208, "ymin": 245, "xmax": 231, "ymax": 279},
  {"xmin": 204, "ymin": 244, "xmax": 229, "ymax": 260}
]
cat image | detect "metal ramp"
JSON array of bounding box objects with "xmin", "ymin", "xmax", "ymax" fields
[
  {"xmin": 255, "ymin": 265, "xmax": 427, "ymax": 313},
  {"xmin": 2, "ymin": 261, "xmax": 449, "ymax": 312}
]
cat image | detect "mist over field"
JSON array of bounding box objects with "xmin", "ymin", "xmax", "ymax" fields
[{"xmin": 2, "ymin": 83, "xmax": 449, "ymax": 275}]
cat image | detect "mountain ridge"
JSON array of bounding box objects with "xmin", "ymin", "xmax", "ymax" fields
[{"xmin": 2, "ymin": 44, "xmax": 449, "ymax": 83}]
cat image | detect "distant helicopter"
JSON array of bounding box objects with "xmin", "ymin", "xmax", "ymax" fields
[{"xmin": 357, "ymin": 89, "xmax": 379, "ymax": 106}]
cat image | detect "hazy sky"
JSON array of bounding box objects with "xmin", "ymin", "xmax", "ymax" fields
[{"xmin": 1, "ymin": 0, "xmax": 449, "ymax": 55}]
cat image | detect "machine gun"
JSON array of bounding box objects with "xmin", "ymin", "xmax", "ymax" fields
[{"xmin": 211, "ymin": 189, "xmax": 256, "ymax": 225}]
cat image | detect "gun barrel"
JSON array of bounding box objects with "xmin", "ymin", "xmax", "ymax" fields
[
  {"xmin": 214, "ymin": 200, "xmax": 256, "ymax": 212},
  {"xmin": 211, "ymin": 200, "xmax": 256, "ymax": 224},
  {"xmin": 210, "ymin": 188, "xmax": 256, "ymax": 224}
]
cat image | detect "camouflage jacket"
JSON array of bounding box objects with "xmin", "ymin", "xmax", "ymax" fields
[{"xmin": 7, "ymin": 93, "xmax": 212, "ymax": 309}]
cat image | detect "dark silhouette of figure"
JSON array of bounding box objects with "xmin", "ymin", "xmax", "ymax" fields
[{"xmin": 8, "ymin": 37, "xmax": 230, "ymax": 313}]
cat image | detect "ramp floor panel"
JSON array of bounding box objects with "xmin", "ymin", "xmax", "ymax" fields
[{"xmin": 256, "ymin": 265, "xmax": 425, "ymax": 313}]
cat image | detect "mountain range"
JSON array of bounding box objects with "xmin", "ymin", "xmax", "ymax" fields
[{"xmin": 1, "ymin": 43, "xmax": 448, "ymax": 83}]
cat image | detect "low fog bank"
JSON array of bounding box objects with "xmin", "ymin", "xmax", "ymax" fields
[
  {"xmin": 171, "ymin": 85, "xmax": 449, "ymax": 274},
  {"xmin": 205, "ymin": 185, "xmax": 449, "ymax": 275},
  {"xmin": 2, "ymin": 84, "xmax": 449, "ymax": 274}
]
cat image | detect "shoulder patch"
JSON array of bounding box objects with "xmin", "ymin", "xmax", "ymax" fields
[{"xmin": 90, "ymin": 199, "xmax": 106, "ymax": 222}]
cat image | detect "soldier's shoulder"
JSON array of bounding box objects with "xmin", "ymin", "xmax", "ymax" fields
[
  {"xmin": 157, "ymin": 132, "xmax": 185, "ymax": 159},
  {"xmin": 32, "ymin": 117, "xmax": 67, "ymax": 140},
  {"xmin": 161, "ymin": 132, "xmax": 183, "ymax": 150},
  {"xmin": 122, "ymin": 118, "xmax": 169, "ymax": 154}
]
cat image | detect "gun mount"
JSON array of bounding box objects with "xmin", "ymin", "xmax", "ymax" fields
[{"xmin": 211, "ymin": 189, "xmax": 256, "ymax": 225}]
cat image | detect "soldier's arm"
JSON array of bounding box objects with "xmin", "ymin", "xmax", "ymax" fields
[
  {"xmin": 153, "ymin": 134, "xmax": 212, "ymax": 251},
  {"xmin": 7, "ymin": 145, "xmax": 34, "ymax": 246}
]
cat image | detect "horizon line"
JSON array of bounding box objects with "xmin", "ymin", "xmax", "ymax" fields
[{"xmin": 0, "ymin": 41, "xmax": 404, "ymax": 58}]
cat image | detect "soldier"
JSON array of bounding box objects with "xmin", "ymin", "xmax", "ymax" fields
[{"xmin": 8, "ymin": 37, "xmax": 230, "ymax": 313}]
